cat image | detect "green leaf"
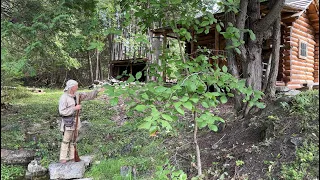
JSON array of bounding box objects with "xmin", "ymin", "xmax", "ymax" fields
[
  {"xmin": 227, "ymin": 93, "xmax": 234, "ymax": 97},
  {"xmin": 110, "ymin": 97, "xmax": 118, "ymax": 106},
  {"xmin": 138, "ymin": 121, "xmax": 152, "ymax": 129},
  {"xmin": 141, "ymin": 93, "xmax": 149, "ymax": 100},
  {"xmin": 198, "ymin": 121, "xmax": 207, "ymax": 129},
  {"xmin": 173, "ymin": 102, "xmax": 182, "ymax": 109},
  {"xmin": 216, "ymin": 24, "xmax": 221, "ymax": 32},
  {"xmin": 222, "ymin": 65, "xmax": 228, "ymax": 73},
  {"xmin": 256, "ymin": 102, "xmax": 266, "ymax": 109},
  {"xmin": 235, "ymin": 48, "xmax": 241, "ymax": 54},
  {"xmin": 151, "ymin": 107, "xmax": 160, "ymax": 117},
  {"xmin": 248, "ymin": 30, "xmax": 256, "ymax": 40},
  {"xmin": 183, "ymin": 101, "xmax": 193, "ymax": 110},
  {"xmin": 162, "ymin": 114, "xmax": 173, "ymax": 121},
  {"xmin": 149, "ymin": 126, "xmax": 158, "ymax": 134},
  {"xmin": 248, "ymin": 101, "xmax": 254, "ymax": 107},
  {"xmin": 190, "ymin": 97, "xmax": 199, "ymax": 103},
  {"xmin": 135, "ymin": 71, "xmax": 142, "ymax": 80},
  {"xmin": 160, "ymin": 120, "xmax": 172, "ymax": 130},
  {"xmin": 180, "ymin": 96, "xmax": 189, "ymax": 102},
  {"xmin": 174, "ymin": 105, "xmax": 185, "ymax": 115},
  {"xmin": 201, "ymin": 102, "xmax": 209, "ymax": 108},
  {"xmin": 208, "ymin": 124, "xmax": 218, "ymax": 132},
  {"xmin": 220, "ymin": 96, "xmax": 228, "ymax": 104},
  {"xmin": 135, "ymin": 105, "xmax": 147, "ymax": 112},
  {"xmin": 172, "ymin": 96, "xmax": 179, "ymax": 100},
  {"xmin": 127, "ymin": 74, "xmax": 135, "ymax": 83},
  {"xmin": 155, "ymin": 86, "xmax": 167, "ymax": 93},
  {"xmin": 200, "ymin": 21, "xmax": 210, "ymax": 27}
]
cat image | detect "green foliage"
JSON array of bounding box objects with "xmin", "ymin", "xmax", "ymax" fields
[
  {"xmin": 281, "ymin": 141, "xmax": 319, "ymax": 179},
  {"xmin": 85, "ymin": 158, "xmax": 132, "ymax": 179},
  {"xmin": 106, "ymin": 52, "xmax": 264, "ymax": 136},
  {"xmin": 280, "ymin": 90, "xmax": 319, "ymax": 179},
  {"xmin": 1, "ymin": 164, "xmax": 25, "ymax": 180},
  {"xmin": 291, "ymin": 90, "xmax": 319, "ymax": 118},
  {"xmin": 154, "ymin": 160, "xmax": 187, "ymax": 180},
  {"xmin": 236, "ymin": 160, "xmax": 244, "ymax": 167}
]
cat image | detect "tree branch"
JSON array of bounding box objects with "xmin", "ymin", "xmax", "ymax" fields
[
  {"xmin": 236, "ymin": 0, "xmax": 249, "ymax": 61},
  {"xmin": 255, "ymin": 0, "xmax": 285, "ymax": 34}
]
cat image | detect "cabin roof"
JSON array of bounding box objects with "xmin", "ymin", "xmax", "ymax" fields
[{"xmin": 284, "ymin": 0, "xmax": 314, "ymax": 10}]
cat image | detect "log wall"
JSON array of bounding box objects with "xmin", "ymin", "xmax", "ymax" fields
[
  {"xmin": 287, "ymin": 12, "xmax": 316, "ymax": 88},
  {"xmin": 314, "ymin": 33, "xmax": 319, "ymax": 82}
]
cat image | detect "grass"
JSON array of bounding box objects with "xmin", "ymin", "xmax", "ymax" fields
[{"xmin": 1, "ymin": 87, "xmax": 173, "ymax": 179}]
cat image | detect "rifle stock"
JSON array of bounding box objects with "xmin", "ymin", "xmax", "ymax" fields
[{"xmin": 73, "ymin": 100, "xmax": 81, "ymax": 162}]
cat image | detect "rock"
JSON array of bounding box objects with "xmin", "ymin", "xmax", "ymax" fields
[
  {"xmin": 1, "ymin": 124, "xmax": 18, "ymax": 131},
  {"xmin": 48, "ymin": 161, "xmax": 85, "ymax": 180},
  {"xmin": 290, "ymin": 137, "xmax": 303, "ymax": 147},
  {"xmin": 1, "ymin": 149, "xmax": 35, "ymax": 165},
  {"xmin": 79, "ymin": 155, "xmax": 94, "ymax": 167},
  {"xmin": 284, "ymin": 90, "xmax": 301, "ymax": 96},
  {"xmin": 25, "ymin": 159, "xmax": 48, "ymax": 179},
  {"xmin": 276, "ymin": 86, "xmax": 290, "ymax": 92},
  {"xmin": 120, "ymin": 166, "xmax": 137, "ymax": 179}
]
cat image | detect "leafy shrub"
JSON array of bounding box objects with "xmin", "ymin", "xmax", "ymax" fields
[
  {"xmin": 281, "ymin": 142, "xmax": 319, "ymax": 179},
  {"xmin": 291, "ymin": 90, "xmax": 319, "ymax": 119},
  {"xmin": 281, "ymin": 90, "xmax": 319, "ymax": 179},
  {"xmin": 1, "ymin": 164, "xmax": 25, "ymax": 180}
]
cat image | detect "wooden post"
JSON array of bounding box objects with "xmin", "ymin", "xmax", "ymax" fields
[
  {"xmin": 214, "ymin": 28, "xmax": 220, "ymax": 67},
  {"xmin": 163, "ymin": 31, "xmax": 167, "ymax": 83}
]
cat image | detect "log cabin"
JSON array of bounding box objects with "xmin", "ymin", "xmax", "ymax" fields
[
  {"xmin": 275, "ymin": 0, "xmax": 319, "ymax": 89},
  {"xmin": 110, "ymin": 0, "xmax": 319, "ymax": 89}
]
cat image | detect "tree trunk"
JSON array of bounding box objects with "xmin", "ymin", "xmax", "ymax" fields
[
  {"xmin": 96, "ymin": 49, "xmax": 100, "ymax": 80},
  {"xmin": 225, "ymin": 11, "xmax": 243, "ymax": 112},
  {"xmin": 244, "ymin": 44, "xmax": 263, "ymax": 91},
  {"xmin": 193, "ymin": 111, "xmax": 202, "ymax": 176},
  {"xmin": 88, "ymin": 51, "xmax": 94, "ymax": 82},
  {"xmin": 265, "ymin": 3, "xmax": 282, "ymax": 98}
]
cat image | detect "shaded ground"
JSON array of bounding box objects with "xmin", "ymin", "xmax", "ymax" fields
[{"xmin": 166, "ymin": 96, "xmax": 318, "ymax": 179}]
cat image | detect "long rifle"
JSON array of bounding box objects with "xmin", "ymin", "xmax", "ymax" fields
[{"xmin": 73, "ymin": 98, "xmax": 81, "ymax": 162}]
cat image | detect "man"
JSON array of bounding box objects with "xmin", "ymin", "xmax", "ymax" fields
[{"xmin": 58, "ymin": 79, "xmax": 104, "ymax": 163}]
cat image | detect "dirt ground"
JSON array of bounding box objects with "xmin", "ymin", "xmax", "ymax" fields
[{"xmin": 169, "ymin": 97, "xmax": 308, "ymax": 179}]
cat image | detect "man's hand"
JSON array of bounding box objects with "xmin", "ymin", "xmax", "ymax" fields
[{"xmin": 73, "ymin": 105, "xmax": 82, "ymax": 110}]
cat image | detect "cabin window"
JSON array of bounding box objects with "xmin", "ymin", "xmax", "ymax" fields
[{"xmin": 299, "ymin": 40, "xmax": 307, "ymax": 59}]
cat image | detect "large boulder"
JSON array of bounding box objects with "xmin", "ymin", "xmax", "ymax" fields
[
  {"xmin": 48, "ymin": 161, "xmax": 86, "ymax": 180},
  {"xmin": 1, "ymin": 149, "xmax": 35, "ymax": 165}
]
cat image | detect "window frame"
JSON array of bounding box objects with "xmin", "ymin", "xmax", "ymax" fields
[{"xmin": 299, "ymin": 40, "xmax": 308, "ymax": 59}]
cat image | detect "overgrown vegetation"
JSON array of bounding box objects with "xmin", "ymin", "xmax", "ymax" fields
[
  {"xmin": 280, "ymin": 90, "xmax": 319, "ymax": 180},
  {"xmin": 1, "ymin": 164, "xmax": 25, "ymax": 180},
  {"xmin": 1, "ymin": 87, "xmax": 319, "ymax": 179},
  {"xmin": 1, "ymin": 89, "xmax": 175, "ymax": 179}
]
